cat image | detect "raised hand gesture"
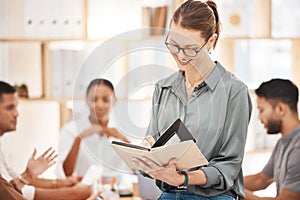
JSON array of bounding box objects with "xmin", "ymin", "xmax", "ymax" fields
[{"xmin": 25, "ymin": 147, "xmax": 57, "ymax": 178}]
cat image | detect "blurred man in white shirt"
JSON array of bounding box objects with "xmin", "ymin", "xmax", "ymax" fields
[{"xmin": 0, "ymin": 81, "xmax": 91, "ymax": 200}]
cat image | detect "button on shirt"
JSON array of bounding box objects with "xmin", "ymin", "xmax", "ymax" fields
[
  {"xmin": 146, "ymin": 62, "xmax": 252, "ymax": 198},
  {"xmin": 262, "ymin": 124, "xmax": 300, "ymax": 196}
]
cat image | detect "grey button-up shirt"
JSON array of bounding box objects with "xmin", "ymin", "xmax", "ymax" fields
[
  {"xmin": 263, "ymin": 124, "xmax": 300, "ymax": 196},
  {"xmin": 146, "ymin": 62, "xmax": 252, "ymax": 198}
]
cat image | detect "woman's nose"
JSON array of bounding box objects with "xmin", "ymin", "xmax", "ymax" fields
[
  {"xmin": 95, "ymin": 100, "xmax": 104, "ymax": 109},
  {"xmin": 177, "ymin": 49, "xmax": 187, "ymax": 59}
]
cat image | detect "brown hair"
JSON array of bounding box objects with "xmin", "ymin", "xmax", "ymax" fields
[{"xmin": 172, "ymin": 0, "xmax": 221, "ymax": 48}]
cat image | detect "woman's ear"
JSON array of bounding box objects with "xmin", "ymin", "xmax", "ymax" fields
[
  {"xmin": 207, "ymin": 33, "xmax": 218, "ymax": 51},
  {"xmin": 209, "ymin": 33, "xmax": 218, "ymax": 43}
]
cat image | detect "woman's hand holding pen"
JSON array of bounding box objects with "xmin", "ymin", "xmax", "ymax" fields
[
  {"xmin": 140, "ymin": 136, "xmax": 155, "ymax": 148},
  {"xmin": 132, "ymin": 157, "xmax": 184, "ymax": 187}
]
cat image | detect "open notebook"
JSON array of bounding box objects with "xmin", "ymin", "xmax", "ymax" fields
[{"xmin": 111, "ymin": 119, "xmax": 208, "ymax": 171}]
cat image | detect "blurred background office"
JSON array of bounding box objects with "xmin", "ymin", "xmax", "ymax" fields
[{"xmin": 0, "ymin": 0, "xmax": 300, "ymax": 198}]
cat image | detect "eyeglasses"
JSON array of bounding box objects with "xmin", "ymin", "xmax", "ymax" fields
[{"xmin": 165, "ymin": 40, "xmax": 208, "ymax": 57}]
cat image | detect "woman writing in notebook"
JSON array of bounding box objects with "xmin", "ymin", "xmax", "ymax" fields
[{"xmin": 132, "ymin": 0, "xmax": 252, "ymax": 199}]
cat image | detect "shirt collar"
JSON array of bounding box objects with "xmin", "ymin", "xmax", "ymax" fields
[
  {"xmin": 157, "ymin": 61, "xmax": 226, "ymax": 92},
  {"xmin": 205, "ymin": 61, "xmax": 226, "ymax": 91},
  {"xmin": 157, "ymin": 69, "xmax": 184, "ymax": 90},
  {"xmin": 282, "ymin": 124, "xmax": 300, "ymax": 143}
]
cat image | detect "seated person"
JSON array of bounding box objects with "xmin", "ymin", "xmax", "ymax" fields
[
  {"xmin": 57, "ymin": 78, "xmax": 130, "ymax": 180},
  {"xmin": 244, "ymin": 79, "xmax": 300, "ymax": 200},
  {"xmin": 0, "ymin": 81, "xmax": 92, "ymax": 200}
]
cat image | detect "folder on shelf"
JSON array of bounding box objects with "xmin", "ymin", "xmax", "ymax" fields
[
  {"xmin": 24, "ymin": 0, "xmax": 38, "ymax": 38},
  {"xmin": 61, "ymin": 0, "xmax": 84, "ymax": 38},
  {"xmin": 111, "ymin": 119, "xmax": 208, "ymax": 170}
]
